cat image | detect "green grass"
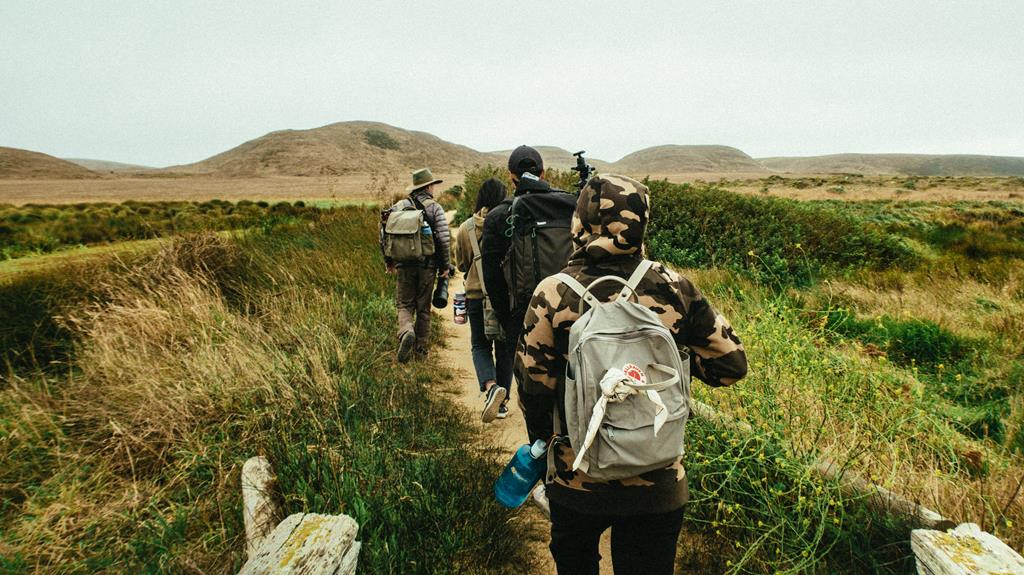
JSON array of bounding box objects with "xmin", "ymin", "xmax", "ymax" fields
[
  {"xmin": 645, "ymin": 180, "xmax": 918, "ymax": 286},
  {"xmin": 0, "ymin": 208, "xmax": 536, "ymax": 574},
  {"xmin": 0, "ymin": 200, "xmax": 330, "ymax": 260}
]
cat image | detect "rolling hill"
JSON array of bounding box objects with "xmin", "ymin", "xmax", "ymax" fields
[
  {"xmin": 759, "ymin": 154, "xmax": 1024, "ymax": 176},
  {"xmin": 169, "ymin": 121, "xmax": 492, "ymax": 177},
  {"xmin": 612, "ymin": 145, "xmax": 767, "ymax": 174},
  {"xmin": 0, "ymin": 147, "xmax": 100, "ymax": 179},
  {"xmin": 487, "ymin": 146, "xmax": 613, "ymax": 172},
  {"xmin": 65, "ymin": 158, "xmax": 153, "ymax": 173}
]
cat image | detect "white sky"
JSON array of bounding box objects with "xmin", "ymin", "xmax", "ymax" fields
[{"xmin": 2, "ymin": 1, "xmax": 1022, "ymax": 167}]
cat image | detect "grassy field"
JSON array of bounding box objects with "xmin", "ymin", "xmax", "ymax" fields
[
  {"xmin": 640, "ymin": 180, "xmax": 1024, "ymax": 573},
  {"xmin": 0, "ymin": 174, "xmax": 466, "ymax": 206},
  {"xmin": 3, "ymin": 174, "xmax": 1024, "ymax": 574},
  {"xmin": 0, "ymin": 208, "xmax": 537, "ymax": 574}
]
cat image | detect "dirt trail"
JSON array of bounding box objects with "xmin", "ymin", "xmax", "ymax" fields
[{"xmin": 439, "ymin": 275, "xmax": 613, "ymax": 574}]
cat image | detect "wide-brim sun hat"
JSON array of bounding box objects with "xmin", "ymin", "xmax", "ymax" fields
[{"xmin": 407, "ymin": 167, "xmax": 444, "ymax": 192}]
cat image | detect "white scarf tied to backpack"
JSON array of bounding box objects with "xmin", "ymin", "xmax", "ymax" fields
[{"xmin": 571, "ymin": 367, "xmax": 668, "ymax": 472}]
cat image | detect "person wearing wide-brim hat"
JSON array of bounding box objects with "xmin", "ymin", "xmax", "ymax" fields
[
  {"xmin": 381, "ymin": 168, "xmax": 452, "ymax": 362},
  {"xmin": 406, "ymin": 167, "xmax": 444, "ymax": 192}
]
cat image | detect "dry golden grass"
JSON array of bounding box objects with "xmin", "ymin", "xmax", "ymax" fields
[{"xmin": 0, "ymin": 173, "xmax": 466, "ymax": 206}]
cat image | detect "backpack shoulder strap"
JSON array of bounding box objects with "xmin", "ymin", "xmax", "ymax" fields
[
  {"xmin": 619, "ymin": 259, "xmax": 654, "ymax": 299},
  {"xmin": 551, "ymin": 272, "xmax": 588, "ymax": 299},
  {"xmin": 467, "ymin": 219, "xmax": 489, "ymax": 297}
]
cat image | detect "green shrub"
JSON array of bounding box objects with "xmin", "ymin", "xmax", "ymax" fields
[
  {"xmin": 0, "ymin": 201, "xmax": 329, "ymax": 260},
  {"xmin": 364, "ymin": 128, "xmax": 401, "ymax": 150},
  {"xmin": 645, "ymin": 180, "xmax": 917, "ymax": 286}
]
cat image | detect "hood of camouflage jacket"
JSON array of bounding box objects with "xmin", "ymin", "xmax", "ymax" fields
[{"xmin": 570, "ymin": 174, "xmax": 650, "ymax": 261}]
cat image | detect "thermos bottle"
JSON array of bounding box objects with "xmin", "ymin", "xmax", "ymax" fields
[
  {"xmin": 494, "ymin": 439, "xmax": 548, "ymax": 508},
  {"xmin": 453, "ymin": 291, "xmax": 467, "ymax": 324}
]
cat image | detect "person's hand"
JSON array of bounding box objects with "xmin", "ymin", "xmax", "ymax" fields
[
  {"xmin": 439, "ymin": 267, "xmax": 450, "ymax": 279},
  {"xmin": 386, "ymin": 263, "xmax": 397, "ymax": 274}
]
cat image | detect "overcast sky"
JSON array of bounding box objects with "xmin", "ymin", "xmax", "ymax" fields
[{"xmin": 2, "ymin": 1, "xmax": 1022, "ymax": 167}]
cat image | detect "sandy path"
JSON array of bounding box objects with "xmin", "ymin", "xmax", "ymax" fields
[{"xmin": 438, "ymin": 275, "xmax": 612, "ymax": 574}]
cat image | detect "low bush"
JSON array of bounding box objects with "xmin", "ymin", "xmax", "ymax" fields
[
  {"xmin": 0, "ymin": 201, "xmax": 328, "ymax": 260},
  {"xmin": 645, "ymin": 180, "xmax": 917, "ymax": 286}
]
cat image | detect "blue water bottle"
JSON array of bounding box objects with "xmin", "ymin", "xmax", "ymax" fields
[
  {"xmin": 421, "ymin": 222, "xmax": 432, "ymax": 238},
  {"xmin": 494, "ymin": 439, "xmax": 547, "ymax": 508}
]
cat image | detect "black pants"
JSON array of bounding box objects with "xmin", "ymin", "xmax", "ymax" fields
[{"xmin": 549, "ymin": 500, "xmax": 685, "ymax": 575}]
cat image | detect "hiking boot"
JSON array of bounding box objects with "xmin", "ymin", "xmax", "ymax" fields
[
  {"xmin": 481, "ymin": 385, "xmax": 507, "ymax": 423},
  {"xmin": 414, "ymin": 346, "xmax": 428, "ymax": 359},
  {"xmin": 397, "ymin": 331, "xmax": 415, "ymax": 363},
  {"xmin": 496, "ymin": 404, "xmax": 509, "ymax": 419}
]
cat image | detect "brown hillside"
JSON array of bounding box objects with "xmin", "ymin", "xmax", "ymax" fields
[
  {"xmin": 169, "ymin": 121, "xmax": 493, "ymax": 177},
  {"xmin": 759, "ymin": 153, "xmax": 1024, "ymax": 176},
  {"xmin": 65, "ymin": 158, "xmax": 154, "ymax": 173},
  {"xmin": 0, "ymin": 147, "xmax": 100, "ymax": 179},
  {"xmin": 611, "ymin": 145, "xmax": 767, "ymax": 174}
]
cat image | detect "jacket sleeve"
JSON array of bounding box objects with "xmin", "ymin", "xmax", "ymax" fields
[
  {"xmin": 676, "ymin": 277, "xmax": 748, "ymax": 387},
  {"xmin": 481, "ymin": 206, "xmax": 512, "ymax": 327},
  {"xmin": 515, "ymin": 276, "xmax": 565, "ymax": 442},
  {"xmin": 427, "ymin": 203, "xmax": 451, "ymax": 270}
]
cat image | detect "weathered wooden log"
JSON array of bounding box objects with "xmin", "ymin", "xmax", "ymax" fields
[
  {"xmin": 241, "ymin": 456, "xmax": 281, "ymax": 559},
  {"xmin": 238, "ymin": 513, "xmax": 360, "ymax": 575},
  {"xmin": 912, "ymin": 522, "xmax": 1024, "ymax": 574}
]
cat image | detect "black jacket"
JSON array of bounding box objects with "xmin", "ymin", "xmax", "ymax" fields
[{"xmin": 480, "ymin": 175, "xmax": 560, "ymax": 328}]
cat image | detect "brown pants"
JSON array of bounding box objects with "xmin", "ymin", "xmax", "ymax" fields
[{"xmin": 396, "ymin": 266, "xmax": 435, "ymax": 349}]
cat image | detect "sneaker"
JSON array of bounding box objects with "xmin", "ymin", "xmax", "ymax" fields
[
  {"xmin": 496, "ymin": 404, "xmax": 509, "ymax": 419},
  {"xmin": 481, "ymin": 385, "xmax": 507, "ymax": 423},
  {"xmin": 397, "ymin": 331, "xmax": 415, "ymax": 363}
]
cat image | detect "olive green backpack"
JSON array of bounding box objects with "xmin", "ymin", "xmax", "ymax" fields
[{"xmin": 383, "ymin": 197, "xmax": 437, "ymax": 263}]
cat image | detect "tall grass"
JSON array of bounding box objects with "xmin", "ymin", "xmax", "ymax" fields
[
  {"xmin": 674, "ymin": 270, "xmax": 1023, "ymax": 573},
  {"xmin": 0, "ymin": 208, "xmax": 536, "ymax": 574},
  {"xmin": 0, "ymin": 200, "xmax": 326, "ymax": 259},
  {"xmin": 645, "ymin": 180, "xmax": 918, "ymax": 286}
]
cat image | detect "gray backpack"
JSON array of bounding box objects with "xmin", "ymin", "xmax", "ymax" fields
[{"xmin": 553, "ymin": 260, "xmax": 691, "ymax": 481}]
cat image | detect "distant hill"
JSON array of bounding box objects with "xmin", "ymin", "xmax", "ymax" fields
[
  {"xmin": 487, "ymin": 146, "xmax": 613, "ymax": 172},
  {"xmin": 611, "ymin": 145, "xmax": 767, "ymax": 174},
  {"xmin": 0, "ymin": 147, "xmax": 100, "ymax": 179},
  {"xmin": 170, "ymin": 121, "xmax": 493, "ymax": 177},
  {"xmin": 759, "ymin": 154, "xmax": 1024, "ymax": 176},
  {"xmin": 65, "ymin": 158, "xmax": 153, "ymax": 172}
]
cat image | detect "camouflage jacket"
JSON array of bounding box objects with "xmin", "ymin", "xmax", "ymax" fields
[{"xmin": 514, "ymin": 174, "xmax": 748, "ymax": 515}]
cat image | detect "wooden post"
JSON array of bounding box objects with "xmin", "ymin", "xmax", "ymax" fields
[
  {"xmin": 238, "ymin": 513, "xmax": 361, "ymax": 575},
  {"xmin": 912, "ymin": 522, "xmax": 1024, "ymax": 574},
  {"xmin": 239, "ymin": 456, "xmax": 361, "ymax": 574},
  {"xmin": 241, "ymin": 456, "xmax": 280, "ymax": 559}
]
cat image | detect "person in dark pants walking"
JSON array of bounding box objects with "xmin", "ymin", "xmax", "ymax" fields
[
  {"xmin": 382, "ymin": 168, "xmax": 451, "ymax": 362},
  {"xmin": 515, "ymin": 175, "xmax": 749, "ymax": 574},
  {"xmin": 454, "ymin": 178, "xmax": 514, "ymax": 421},
  {"xmin": 481, "ymin": 146, "xmax": 575, "ymax": 415}
]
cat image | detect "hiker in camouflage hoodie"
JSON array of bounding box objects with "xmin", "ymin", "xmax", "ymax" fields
[{"xmin": 515, "ymin": 174, "xmax": 748, "ymax": 574}]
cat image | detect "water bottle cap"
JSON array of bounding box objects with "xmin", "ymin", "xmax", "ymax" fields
[{"xmin": 529, "ymin": 439, "xmax": 547, "ymax": 459}]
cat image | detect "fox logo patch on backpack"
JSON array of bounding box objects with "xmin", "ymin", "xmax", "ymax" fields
[{"xmin": 555, "ymin": 260, "xmax": 691, "ymax": 481}]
